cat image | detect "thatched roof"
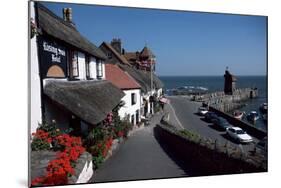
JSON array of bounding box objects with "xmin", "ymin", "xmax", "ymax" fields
[
  {"xmin": 118, "ymin": 64, "xmax": 150, "ymax": 93},
  {"xmin": 36, "ymin": 3, "xmax": 106, "ymax": 60},
  {"xmin": 152, "ymin": 73, "xmax": 164, "ymax": 89},
  {"xmin": 118, "ymin": 64, "xmax": 163, "ymax": 93},
  {"xmin": 44, "ymin": 80, "xmax": 124, "ymax": 125}
]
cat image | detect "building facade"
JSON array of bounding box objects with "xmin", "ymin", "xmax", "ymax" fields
[
  {"xmin": 30, "ymin": 3, "xmax": 124, "ymax": 135},
  {"xmin": 105, "ymin": 64, "xmax": 141, "ymax": 125}
]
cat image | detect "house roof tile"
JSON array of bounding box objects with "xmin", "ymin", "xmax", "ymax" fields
[{"xmin": 105, "ymin": 64, "xmax": 141, "ymax": 90}]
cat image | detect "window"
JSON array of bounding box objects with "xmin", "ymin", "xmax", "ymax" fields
[
  {"xmin": 96, "ymin": 60, "xmax": 103, "ymax": 79},
  {"xmin": 131, "ymin": 93, "xmax": 136, "ymax": 105},
  {"xmin": 107, "ymin": 52, "xmax": 112, "ymax": 59},
  {"xmin": 71, "ymin": 51, "xmax": 79, "ymax": 77}
]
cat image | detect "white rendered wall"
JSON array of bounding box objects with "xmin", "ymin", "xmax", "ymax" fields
[
  {"xmin": 30, "ymin": 1, "xmax": 42, "ymax": 134},
  {"xmin": 118, "ymin": 89, "xmax": 141, "ymax": 125},
  {"xmin": 77, "ymin": 52, "xmax": 86, "ymax": 80},
  {"xmin": 89, "ymin": 57, "xmax": 97, "ymax": 79},
  {"xmin": 142, "ymin": 93, "xmax": 153, "ymax": 116},
  {"xmin": 157, "ymin": 88, "xmax": 163, "ymax": 98},
  {"xmin": 100, "ymin": 62, "xmax": 106, "ymax": 80}
]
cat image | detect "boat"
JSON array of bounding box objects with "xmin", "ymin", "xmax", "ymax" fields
[
  {"xmin": 247, "ymin": 111, "xmax": 260, "ymax": 122},
  {"xmin": 259, "ymin": 103, "xmax": 268, "ymax": 114},
  {"xmin": 233, "ymin": 110, "xmax": 244, "ymax": 120}
]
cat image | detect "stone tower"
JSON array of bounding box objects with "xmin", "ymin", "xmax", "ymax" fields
[{"xmin": 224, "ymin": 67, "xmax": 237, "ymax": 95}]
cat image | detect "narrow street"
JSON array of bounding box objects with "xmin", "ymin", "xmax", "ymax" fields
[
  {"xmin": 91, "ymin": 96, "xmax": 259, "ymax": 183},
  {"xmin": 91, "ymin": 112, "xmax": 189, "ymax": 183}
]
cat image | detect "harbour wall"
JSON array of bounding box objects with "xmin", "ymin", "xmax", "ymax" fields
[
  {"xmin": 195, "ymin": 88, "xmax": 258, "ymax": 112},
  {"xmin": 154, "ymin": 122, "xmax": 267, "ymax": 176}
]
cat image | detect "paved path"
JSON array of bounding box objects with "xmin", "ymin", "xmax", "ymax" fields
[
  {"xmin": 168, "ymin": 96, "xmax": 258, "ymax": 154},
  {"xmin": 91, "ymin": 112, "xmax": 189, "ymax": 183}
]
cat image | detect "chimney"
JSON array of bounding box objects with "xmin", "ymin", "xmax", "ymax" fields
[
  {"xmin": 111, "ymin": 38, "xmax": 122, "ymax": 54},
  {"xmin": 63, "ymin": 8, "xmax": 73, "ymax": 23},
  {"xmin": 122, "ymin": 48, "xmax": 125, "ymax": 55}
]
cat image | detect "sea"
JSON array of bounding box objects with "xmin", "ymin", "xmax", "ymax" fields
[{"xmin": 159, "ymin": 76, "xmax": 268, "ymax": 131}]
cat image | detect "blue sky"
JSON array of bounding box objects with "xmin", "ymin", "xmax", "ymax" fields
[{"xmin": 43, "ymin": 2, "xmax": 267, "ymax": 76}]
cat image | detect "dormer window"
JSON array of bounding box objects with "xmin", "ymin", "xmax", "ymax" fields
[
  {"xmin": 71, "ymin": 51, "xmax": 79, "ymax": 78},
  {"xmin": 97, "ymin": 60, "xmax": 103, "ymax": 79},
  {"xmin": 107, "ymin": 52, "xmax": 112, "ymax": 59}
]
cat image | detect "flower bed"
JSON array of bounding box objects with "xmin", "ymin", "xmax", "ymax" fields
[
  {"xmin": 85, "ymin": 111, "xmax": 133, "ymax": 169},
  {"xmin": 31, "ymin": 127, "xmax": 85, "ymax": 186}
]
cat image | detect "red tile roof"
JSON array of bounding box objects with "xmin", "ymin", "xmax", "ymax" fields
[{"xmin": 105, "ymin": 64, "xmax": 141, "ymax": 90}]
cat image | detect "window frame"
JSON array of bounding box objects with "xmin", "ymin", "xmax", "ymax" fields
[
  {"xmin": 131, "ymin": 93, "xmax": 136, "ymax": 105},
  {"xmin": 85, "ymin": 56, "xmax": 93, "ymax": 80},
  {"xmin": 71, "ymin": 51, "xmax": 79, "ymax": 78}
]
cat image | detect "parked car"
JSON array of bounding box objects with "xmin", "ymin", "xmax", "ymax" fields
[
  {"xmin": 197, "ymin": 107, "xmax": 208, "ymax": 116},
  {"xmin": 205, "ymin": 112, "xmax": 219, "ymax": 122},
  {"xmin": 247, "ymin": 111, "xmax": 259, "ymax": 122},
  {"xmin": 226, "ymin": 127, "xmax": 253, "ymax": 143},
  {"xmin": 213, "ymin": 117, "xmax": 231, "ymax": 130}
]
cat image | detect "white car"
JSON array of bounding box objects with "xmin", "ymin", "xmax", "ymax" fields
[
  {"xmin": 197, "ymin": 107, "xmax": 208, "ymax": 116},
  {"xmin": 226, "ymin": 127, "xmax": 253, "ymax": 143}
]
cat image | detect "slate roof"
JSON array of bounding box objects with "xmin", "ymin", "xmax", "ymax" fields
[
  {"xmin": 36, "ymin": 3, "xmax": 106, "ymax": 60},
  {"xmin": 105, "ymin": 64, "xmax": 141, "ymax": 90},
  {"xmin": 44, "ymin": 80, "xmax": 125, "ymax": 125},
  {"xmin": 124, "ymin": 52, "xmax": 138, "ymax": 61},
  {"xmin": 99, "ymin": 42, "xmax": 130, "ymax": 65}
]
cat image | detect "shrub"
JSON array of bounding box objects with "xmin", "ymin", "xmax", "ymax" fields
[
  {"xmin": 178, "ymin": 129, "xmax": 200, "ymax": 142},
  {"xmin": 92, "ymin": 155, "xmax": 104, "ymax": 170}
]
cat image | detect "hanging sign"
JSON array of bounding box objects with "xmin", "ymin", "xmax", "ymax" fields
[{"xmin": 38, "ymin": 36, "xmax": 67, "ymax": 78}]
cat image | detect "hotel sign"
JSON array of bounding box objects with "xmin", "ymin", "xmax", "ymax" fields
[{"xmin": 38, "ymin": 37, "xmax": 67, "ymax": 78}]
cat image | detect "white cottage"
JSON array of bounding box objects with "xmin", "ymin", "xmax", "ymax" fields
[
  {"xmin": 105, "ymin": 64, "xmax": 141, "ymax": 125},
  {"xmin": 29, "ymin": 2, "xmax": 124, "ymax": 135}
]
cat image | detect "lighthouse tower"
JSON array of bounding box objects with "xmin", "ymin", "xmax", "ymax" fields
[{"xmin": 224, "ymin": 67, "xmax": 237, "ymax": 95}]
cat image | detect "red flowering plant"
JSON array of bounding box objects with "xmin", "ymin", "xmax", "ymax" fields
[
  {"xmin": 31, "ymin": 129, "xmax": 52, "ymax": 151},
  {"xmin": 31, "ymin": 123, "xmax": 85, "ymax": 186}
]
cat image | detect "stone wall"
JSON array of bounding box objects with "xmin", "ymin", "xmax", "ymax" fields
[
  {"xmin": 68, "ymin": 152, "xmax": 93, "ymax": 184},
  {"xmin": 30, "ymin": 151, "xmax": 93, "ymax": 184},
  {"xmin": 195, "ymin": 88, "xmax": 258, "ymax": 112},
  {"xmin": 154, "ymin": 120, "xmax": 267, "ymax": 176}
]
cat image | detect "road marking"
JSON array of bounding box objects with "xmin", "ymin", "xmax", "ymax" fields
[{"xmin": 167, "ymin": 102, "xmax": 185, "ymax": 129}]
